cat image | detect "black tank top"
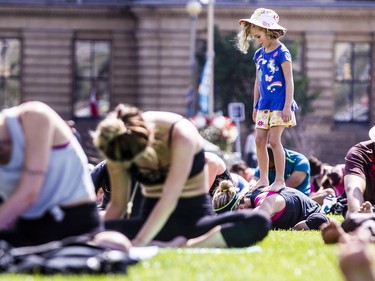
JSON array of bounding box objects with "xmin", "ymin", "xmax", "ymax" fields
[{"xmin": 130, "ymin": 119, "xmax": 205, "ymax": 186}]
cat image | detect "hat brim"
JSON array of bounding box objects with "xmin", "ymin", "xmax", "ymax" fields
[
  {"xmin": 369, "ymin": 126, "xmax": 375, "ymax": 141},
  {"xmin": 239, "ymin": 18, "xmax": 287, "ymax": 31}
]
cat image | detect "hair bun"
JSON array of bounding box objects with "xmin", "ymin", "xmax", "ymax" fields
[
  {"xmin": 93, "ymin": 116, "xmax": 127, "ymax": 148},
  {"xmin": 219, "ymin": 180, "xmax": 233, "ymax": 192}
]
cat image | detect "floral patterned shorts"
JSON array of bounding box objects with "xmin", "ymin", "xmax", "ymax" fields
[{"xmin": 255, "ymin": 110, "xmax": 297, "ymax": 129}]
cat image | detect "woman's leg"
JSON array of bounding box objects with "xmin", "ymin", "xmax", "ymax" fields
[
  {"xmin": 1, "ymin": 202, "xmax": 101, "ymax": 247},
  {"xmin": 268, "ymin": 126, "xmax": 286, "ymax": 190},
  {"xmin": 185, "ymin": 226, "xmax": 226, "ymax": 247},
  {"xmin": 150, "ymin": 227, "xmax": 227, "ymax": 248},
  {"xmin": 193, "ymin": 209, "xmax": 271, "ymax": 248},
  {"xmin": 152, "ymin": 210, "xmax": 271, "ymax": 248}
]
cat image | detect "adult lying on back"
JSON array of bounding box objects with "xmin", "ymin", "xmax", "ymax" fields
[
  {"xmin": 93, "ymin": 103, "xmax": 271, "ymax": 248},
  {"xmin": 212, "ymin": 180, "xmax": 329, "ymax": 230},
  {"xmin": 0, "ymin": 101, "xmax": 101, "ymax": 247}
]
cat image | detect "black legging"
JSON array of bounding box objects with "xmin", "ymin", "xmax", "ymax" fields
[
  {"xmin": 105, "ymin": 194, "xmax": 271, "ymax": 247},
  {"xmin": 0, "ymin": 202, "xmax": 102, "ymax": 247}
]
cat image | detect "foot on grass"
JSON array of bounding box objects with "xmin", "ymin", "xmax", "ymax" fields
[
  {"xmin": 321, "ymin": 219, "xmax": 349, "ymax": 244},
  {"xmin": 339, "ymin": 240, "xmax": 375, "ymax": 281}
]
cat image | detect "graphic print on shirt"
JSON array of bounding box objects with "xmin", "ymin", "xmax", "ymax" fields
[
  {"xmin": 257, "ymin": 56, "xmax": 267, "ymax": 84},
  {"xmin": 256, "ymin": 52, "xmax": 283, "ymax": 94},
  {"xmin": 267, "ymin": 58, "xmax": 279, "ymax": 74},
  {"xmin": 267, "ymin": 82, "xmax": 282, "ymax": 93}
]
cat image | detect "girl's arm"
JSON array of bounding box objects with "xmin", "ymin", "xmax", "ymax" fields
[
  {"xmin": 132, "ymin": 119, "xmax": 199, "ymax": 246},
  {"xmin": 0, "ymin": 104, "xmax": 54, "ymax": 229},
  {"xmin": 104, "ymin": 160, "xmax": 132, "ymax": 220},
  {"xmin": 281, "ymin": 60, "xmax": 294, "ymax": 121},
  {"xmin": 252, "ymin": 70, "xmax": 260, "ymax": 123}
]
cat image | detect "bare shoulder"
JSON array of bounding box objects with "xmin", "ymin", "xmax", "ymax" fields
[
  {"xmin": 143, "ymin": 111, "xmax": 197, "ymax": 134},
  {"xmin": 142, "ymin": 111, "xmax": 183, "ymax": 124},
  {"xmin": 17, "ymin": 101, "xmax": 70, "ymax": 138},
  {"xmin": 18, "ymin": 101, "xmax": 55, "ymax": 119},
  {"xmin": 143, "ymin": 111, "xmax": 202, "ymax": 147}
]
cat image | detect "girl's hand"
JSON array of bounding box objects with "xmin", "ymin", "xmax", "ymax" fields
[
  {"xmin": 252, "ymin": 109, "xmax": 257, "ymax": 123},
  {"xmin": 281, "ymin": 107, "xmax": 292, "ymax": 123}
]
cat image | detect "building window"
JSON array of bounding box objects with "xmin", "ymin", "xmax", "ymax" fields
[
  {"xmin": 74, "ymin": 40, "xmax": 110, "ymax": 118},
  {"xmin": 334, "ymin": 42, "xmax": 371, "ymax": 122},
  {"xmin": 0, "ymin": 38, "xmax": 21, "ymax": 110}
]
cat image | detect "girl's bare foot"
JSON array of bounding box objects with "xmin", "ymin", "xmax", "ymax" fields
[
  {"xmin": 251, "ymin": 179, "xmax": 269, "ymax": 191},
  {"xmin": 267, "ymin": 181, "xmax": 286, "ymax": 192}
]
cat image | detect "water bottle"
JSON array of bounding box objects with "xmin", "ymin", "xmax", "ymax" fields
[{"xmin": 321, "ymin": 196, "xmax": 337, "ymax": 214}]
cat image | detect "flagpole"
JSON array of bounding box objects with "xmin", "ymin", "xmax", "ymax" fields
[
  {"xmin": 186, "ymin": 0, "xmax": 202, "ymax": 117},
  {"xmin": 207, "ymin": 0, "xmax": 215, "ymax": 115}
]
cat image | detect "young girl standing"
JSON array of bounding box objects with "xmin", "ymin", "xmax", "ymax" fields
[{"xmin": 236, "ymin": 8, "xmax": 298, "ymax": 191}]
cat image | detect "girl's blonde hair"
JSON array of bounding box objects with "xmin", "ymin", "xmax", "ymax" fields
[
  {"xmin": 235, "ymin": 23, "xmax": 287, "ymax": 54},
  {"xmin": 93, "ymin": 104, "xmax": 150, "ymax": 162}
]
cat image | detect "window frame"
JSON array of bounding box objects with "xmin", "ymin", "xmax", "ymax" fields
[
  {"xmin": 0, "ymin": 37, "xmax": 21, "ymax": 110},
  {"xmin": 333, "ymin": 41, "xmax": 372, "ymax": 124},
  {"xmin": 73, "ymin": 39, "xmax": 112, "ymax": 119}
]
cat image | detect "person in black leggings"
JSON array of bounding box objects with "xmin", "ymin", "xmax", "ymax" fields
[{"xmin": 92, "ymin": 103, "xmax": 271, "ymax": 248}]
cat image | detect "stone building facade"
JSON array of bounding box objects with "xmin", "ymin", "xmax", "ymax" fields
[{"xmin": 0, "ymin": 0, "xmax": 373, "ymax": 164}]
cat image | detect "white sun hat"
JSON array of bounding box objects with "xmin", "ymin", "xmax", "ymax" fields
[{"xmin": 239, "ymin": 8, "xmax": 287, "ymax": 32}]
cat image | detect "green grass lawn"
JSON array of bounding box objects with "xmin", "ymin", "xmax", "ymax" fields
[
  {"xmin": 126, "ymin": 230, "xmax": 342, "ymax": 281},
  {"xmin": 2, "ymin": 215, "xmax": 372, "ymax": 281}
]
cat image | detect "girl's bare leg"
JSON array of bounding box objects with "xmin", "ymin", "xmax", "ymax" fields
[
  {"xmin": 254, "ymin": 128, "xmax": 269, "ymax": 189},
  {"xmin": 268, "ymin": 126, "xmax": 286, "ymax": 191}
]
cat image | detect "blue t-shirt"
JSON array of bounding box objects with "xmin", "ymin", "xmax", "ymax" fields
[
  {"xmin": 230, "ymin": 173, "xmax": 248, "ymax": 191},
  {"xmin": 253, "ymin": 43, "xmax": 298, "ymax": 111},
  {"xmin": 254, "ymin": 149, "xmax": 311, "ymax": 196}
]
